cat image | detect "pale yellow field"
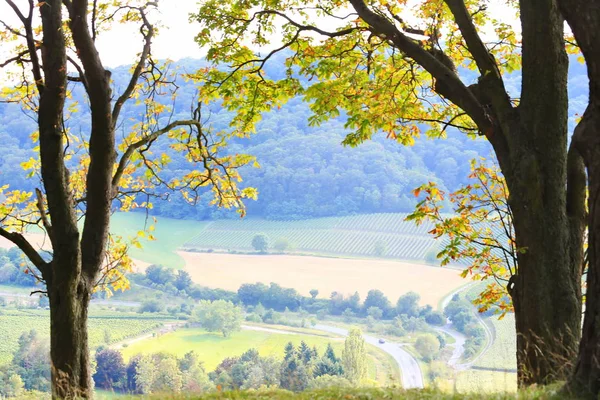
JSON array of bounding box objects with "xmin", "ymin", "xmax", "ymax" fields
[{"xmin": 181, "ymin": 251, "xmax": 466, "ymax": 306}]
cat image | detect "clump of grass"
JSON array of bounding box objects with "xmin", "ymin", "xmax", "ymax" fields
[{"xmin": 99, "ymin": 385, "xmax": 569, "ymax": 400}]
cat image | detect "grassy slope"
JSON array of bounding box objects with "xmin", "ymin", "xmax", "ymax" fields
[{"xmin": 111, "ymin": 212, "xmax": 208, "ymax": 268}]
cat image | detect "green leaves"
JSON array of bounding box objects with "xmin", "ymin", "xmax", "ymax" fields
[{"xmin": 406, "ymin": 159, "xmax": 518, "ymax": 317}]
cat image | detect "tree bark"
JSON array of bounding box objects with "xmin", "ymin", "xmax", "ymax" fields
[
  {"xmin": 496, "ymin": 0, "xmax": 584, "ymax": 385},
  {"xmin": 48, "ymin": 268, "xmax": 93, "ymax": 399},
  {"xmin": 348, "ymin": 0, "xmax": 586, "ymax": 386},
  {"xmin": 556, "ymin": 0, "xmax": 600, "ymax": 397}
]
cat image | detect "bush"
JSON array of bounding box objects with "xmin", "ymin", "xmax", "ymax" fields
[
  {"xmin": 425, "ymin": 311, "xmax": 446, "ymax": 326},
  {"xmin": 138, "ymin": 300, "xmax": 164, "ymax": 313},
  {"xmin": 193, "ymin": 300, "xmax": 243, "ymax": 337},
  {"xmin": 273, "ymin": 238, "xmax": 290, "ymax": 252},
  {"xmin": 415, "ymin": 334, "xmax": 441, "ymax": 362},
  {"xmin": 245, "ymin": 313, "xmax": 263, "ymax": 323}
]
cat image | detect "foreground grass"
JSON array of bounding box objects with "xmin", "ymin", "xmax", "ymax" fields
[{"xmin": 95, "ymin": 386, "xmax": 566, "ymax": 400}]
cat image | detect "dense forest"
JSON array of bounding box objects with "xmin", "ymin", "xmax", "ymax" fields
[{"xmin": 0, "ymin": 56, "xmax": 588, "ymax": 220}]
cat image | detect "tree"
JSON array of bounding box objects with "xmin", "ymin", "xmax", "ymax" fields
[
  {"xmin": 135, "ymin": 355, "xmax": 157, "ymax": 395},
  {"xmin": 93, "ymin": 349, "xmax": 126, "ymax": 390},
  {"xmin": 0, "ymin": 1, "xmax": 255, "ymax": 396},
  {"xmin": 408, "ymin": 159, "xmax": 519, "ymax": 316},
  {"xmin": 415, "ymin": 334, "xmax": 441, "ymax": 362},
  {"xmin": 146, "ymin": 265, "xmax": 174, "ymax": 286},
  {"xmin": 193, "ymin": 300, "xmax": 243, "ymax": 337},
  {"xmin": 153, "ymin": 355, "xmax": 183, "ymax": 393},
  {"xmin": 366, "ymin": 306, "xmax": 383, "ymax": 320},
  {"xmin": 342, "ymin": 329, "xmax": 367, "ymax": 384},
  {"xmin": 363, "ymin": 289, "xmax": 391, "ymax": 316},
  {"xmin": 252, "ymin": 234, "xmax": 270, "ymax": 253},
  {"xmin": 309, "ymin": 289, "xmax": 319, "ymax": 299},
  {"xmin": 396, "ymin": 292, "xmax": 421, "ymax": 318},
  {"xmin": 556, "ymin": 2, "xmax": 600, "ymax": 397},
  {"xmin": 174, "ymin": 270, "xmax": 193, "ymax": 292},
  {"xmin": 280, "ymin": 345, "xmax": 310, "ymax": 392},
  {"xmin": 193, "ymin": 0, "xmax": 587, "ymax": 386}
]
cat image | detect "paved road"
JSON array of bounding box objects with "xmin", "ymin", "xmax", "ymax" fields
[
  {"xmin": 314, "ymin": 324, "xmax": 424, "ymax": 389},
  {"xmin": 437, "ymin": 283, "xmax": 494, "ymax": 370}
]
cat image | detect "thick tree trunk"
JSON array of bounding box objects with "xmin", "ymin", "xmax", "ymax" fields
[
  {"xmin": 509, "ymin": 183, "xmax": 582, "ymax": 385},
  {"xmin": 48, "ymin": 272, "xmax": 93, "ymax": 399},
  {"xmin": 493, "ymin": 0, "xmax": 585, "ymax": 386},
  {"xmin": 567, "ymin": 100, "xmax": 600, "ymax": 398},
  {"xmin": 555, "ymin": 1, "xmax": 600, "ymax": 397}
]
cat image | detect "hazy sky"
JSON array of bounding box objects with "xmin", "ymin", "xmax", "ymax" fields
[
  {"xmin": 0, "ymin": 1, "xmax": 202, "ymax": 68},
  {"xmin": 0, "ymin": 1, "xmax": 518, "ymax": 69}
]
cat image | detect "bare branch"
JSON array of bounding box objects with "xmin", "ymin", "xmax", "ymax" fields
[
  {"xmin": 0, "ymin": 227, "xmax": 49, "ymax": 275},
  {"xmin": 111, "ymin": 6, "xmax": 154, "ymax": 128},
  {"xmin": 112, "ymin": 119, "xmax": 201, "ymax": 189}
]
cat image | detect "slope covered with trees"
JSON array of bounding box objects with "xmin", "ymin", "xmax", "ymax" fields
[{"xmin": 0, "ymin": 58, "xmax": 587, "ymax": 221}]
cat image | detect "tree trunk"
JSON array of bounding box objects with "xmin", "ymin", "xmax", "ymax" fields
[
  {"xmin": 509, "ymin": 179, "xmax": 583, "ymax": 385},
  {"xmin": 566, "ymin": 99, "xmax": 600, "ymax": 398},
  {"xmin": 555, "ymin": 0, "xmax": 600, "ymax": 397},
  {"xmin": 46, "ymin": 247, "xmax": 94, "ymax": 399},
  {"xmin": 49, "ymin": 277, "xmax": 92, "ymax": 399},
  {"xmin": 494, "ymin": 0, "xmax": 585, "ymax": 385}
]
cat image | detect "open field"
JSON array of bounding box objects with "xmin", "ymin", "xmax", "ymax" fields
[
  {"xmin": 455, "ymin": 369, "xmax": 517, "ymax": 393},
  {"xmin": 0, "ymin": 309, "xmax": 170, "ymax": 365},
  {"xmin": 120, "ymin": 328, "xmax": 345, "ymax": 370},
  {"xmin": 181, "ymin": 251, "xmax": 465, "ymax": 306},
  {"xmin": 118, "ymin": 326, "xmax": 396, "ymax": 384}
]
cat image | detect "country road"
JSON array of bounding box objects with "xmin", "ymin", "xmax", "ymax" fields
[
  {"xmin": 437, "ymin": 283, "xmax": 494, "ymax": 370},
  {"xmin": 313, "ymin": 324, "xmax": 424, "ymax": 389}
]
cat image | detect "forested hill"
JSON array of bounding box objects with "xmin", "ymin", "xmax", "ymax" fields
[{"xmin": 0, "ymin": 57, "xmax": 588, "ymax": 220}]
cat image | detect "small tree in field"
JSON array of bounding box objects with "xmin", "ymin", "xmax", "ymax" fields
[
  {"xmin": 373, "ymin": 240, "xmax": 387, "ymax": 257},
  {"xmin": 252, "ymin": 234, "xmax": 270, "ymax": 253},
  {"xmin": 193, "ymin": 300, "xmax": 243, "ymax": 337}
]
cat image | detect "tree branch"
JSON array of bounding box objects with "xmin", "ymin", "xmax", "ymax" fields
[
  {"xmin": 112, "ymin": 119, "xmax": 201, "ymax": 189},
  {"xmin": 5, "ymin": 0, "xmax": 44, "ymax": 94},
  {"xmin": 0, "ymin": 227, "xmax": 49, "ymax": 275},
  {"xmin": 348, "ymin": 0, "xmax": 493, "ymax": 134},
  {"xmin": 443, "ymin": 0, "xmax": 512, "ymax": 115},
  {"xmin": 111, "ymin": 6, "xmax": 154, "ymax": 128}
]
